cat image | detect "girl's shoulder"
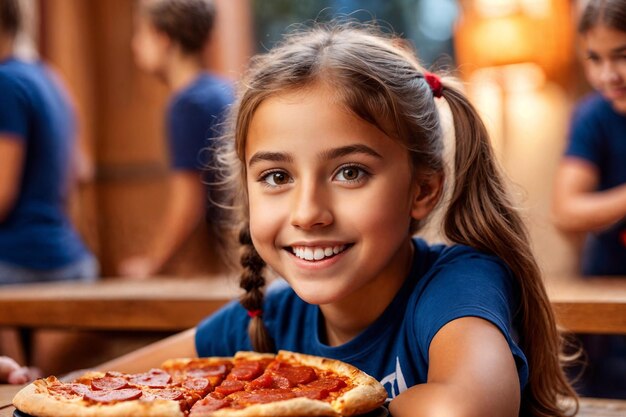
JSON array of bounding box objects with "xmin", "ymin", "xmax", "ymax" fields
[
  {"xmin": 573, "ymin": 92, "xmax": 618, "ymax": 122},
  {"xmin": 411, "ymin": 238, "xmax": 515, "ymax": 303}
]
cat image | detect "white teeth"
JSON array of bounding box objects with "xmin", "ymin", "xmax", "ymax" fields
[{"xmin": 291, "ymin": 245, "xmax": 347, "ymax": 261}]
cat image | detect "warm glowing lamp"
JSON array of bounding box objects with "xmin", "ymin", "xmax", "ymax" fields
[
  {"xmin": 454, "ymin": 0, "xmax": 574, "ymax": 155},
  {"xmin": 455, "ymin": 0, "xmax": 574, "ymax": 80}
]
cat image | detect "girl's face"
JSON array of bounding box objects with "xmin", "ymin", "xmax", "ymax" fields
[
  {"xmin": 131, "ymin": 13, "xmax": 169, "ymax": 75},
  {"xmin": 245, "ymin": 86, "xmax": 433, "ymax": 307},
  {"xmin": 582, "ymin": 24, "xmax": 626, "ymax": 114}
]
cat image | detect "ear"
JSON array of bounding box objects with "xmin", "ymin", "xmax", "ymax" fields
[{"xmin": 410, "ymin": 173, "xmax": 444, "ymax": 221}]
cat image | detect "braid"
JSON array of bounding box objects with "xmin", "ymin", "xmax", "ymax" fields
[{"xmin": 238, "ymin": 225, "xmax": 275, "ymax": 353}]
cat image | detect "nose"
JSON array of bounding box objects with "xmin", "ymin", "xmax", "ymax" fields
[
  {"xmin": 599, "ymin": 61, "xmax": 620, "ymax": 85},
  {"xmin": 290, "ymin": 179, "xmax": 333, "ymax": 230}
]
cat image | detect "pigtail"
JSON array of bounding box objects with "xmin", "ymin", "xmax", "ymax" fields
[
  {"xmin": 439, "ymin": 83, "xmax": 578, "ymax": 417},
  {"xmin": 238, "ymin": 225, "xmax": 276, "ymax": 353}
]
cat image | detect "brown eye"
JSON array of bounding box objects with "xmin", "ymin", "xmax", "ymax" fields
[
  {"xmin": 341, "ymin": 167, "xmax": 359, "ymax": 180},
  {"xmin": 334, "ymin": 165, "xmax": 368, "ymax": 183},
  {"xmin": 261, "ymin": 170, "xmax": 291, "ymax": 187},
  {"xmin": 272, "ymin": 172, "xmax": 289, "ymax": 185}
]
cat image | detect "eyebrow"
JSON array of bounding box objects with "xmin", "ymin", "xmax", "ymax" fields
[
  {"xmin": 612, "ymin": 46, "xmax": 626, "ymax": 54},
  {"xmin": 248, "ymin": 151, "xmax": 294, "ymax": 168},
  {"xmin": 248, "ymin": 144, "xmax": 383, "ymax": 168},
  {"xmin": 319, "ymin": 144, "xmax": 383, "ymax": 161}
]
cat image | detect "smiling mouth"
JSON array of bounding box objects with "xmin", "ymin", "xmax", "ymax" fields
[{"xmin": 286, "ymin": 244, "xmax": 352, "ymax": 261}]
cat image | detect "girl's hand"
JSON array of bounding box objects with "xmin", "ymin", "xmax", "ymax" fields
[{"xmin": 0, "ymin": 356, "xmax": 42, "ymax": 384}]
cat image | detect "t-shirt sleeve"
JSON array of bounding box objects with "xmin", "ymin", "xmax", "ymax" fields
[
  {"xmin": 195, "ymin": 300, "xmax": 253, "ymax": 357},
  {"xmin": 564, "ymin": 102, "xmax": 603, "ymax": 168},
  {"xmin": 167, "ymin": 97, "xmax": 226, "ymax": 172},
  {"xmin": 0, "ymin": 74, "xmax": 29, "ymax": 140},
  {"xmin": 413, "ymin": 252, "xmax": 529, "ymax": 389}
]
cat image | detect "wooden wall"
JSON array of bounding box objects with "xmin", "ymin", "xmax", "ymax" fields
[{"xmin": 39, "ymin": 0, "xmax": 253, "ymax": 277}]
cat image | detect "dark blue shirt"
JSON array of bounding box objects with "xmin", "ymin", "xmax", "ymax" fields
[
  {"xmin": 0, "ymin": 58, "xmax": 90, "ymax": 270},
  {"xmin": 564, "ymin": 93, "xmax": 626, "ymax": 275},
  {"xmin": 167, "ymin": 72, "xmax": 233, "ymax": 172},
  {"xmin": 196, "ymin": 239, "xmax": 528, "ymax": 401}
]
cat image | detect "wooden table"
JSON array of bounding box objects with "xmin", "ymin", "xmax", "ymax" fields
[
  {"xmin": 546, "ymin": 276, "xmax": 626, "ymax": 334},
  {"xmin": 0, "ymin": 277, "xmax": 240, "ymax": 331},
  {"xmin": 1, "ymin": 384, "xmax": 625, "ymax": 417},
  {"xmin": 1, "ymin": 274, "xmax": 625, "ymax": 335}
]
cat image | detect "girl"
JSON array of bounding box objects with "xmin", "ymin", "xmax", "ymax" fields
[
  {"xmin": 104, "ymin": 23, "xmax": 577, "ymax": 416},
  {"xmin": 552, "ymin": 0, "xmax": 626, "ymax": 398}
]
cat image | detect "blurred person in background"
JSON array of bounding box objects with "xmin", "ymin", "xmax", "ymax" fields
[
  {"xmin": 117, "ymin": 0, "xmax": 234, "ymax": 279},
  {"xmin": 0, "ymin": 0, "xmax": 97, "ymax": 381},
  {"xmin": 552, "ymin": 0, "xmax": 626, "ymax": 399},
  {"xmin": 0, "ymin": 0, "xmax": 98, "ymax": 284}
]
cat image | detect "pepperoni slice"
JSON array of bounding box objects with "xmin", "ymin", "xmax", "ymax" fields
[
  {"xmin": 305, "ymin": 378, "xmax": 347, "ymax": 392},
  {"xmin": 189, "ymin": 395, "xmax": 230, "ymax": 414},
  {"xmin": 214, "ymin": 379, "xmax": 245, "ymax": 395},
  {"xmin": 270, "ymin": 374, "xmax": 291, "ymax": 389},
  {"xmin": 230, "ymin": 388, "xmax": 296, "ymax": 404},
  {"xmin": 84, "ymin": 388, "xmax": 142, "ymax": 403},
  {"xmin": 295, "ymin": 387, "xmax": 330, "ymax": 400},
  {"xmin": 248, "ymin": 373, "xmax": 273, "ymax": 390},
  {"xmin": 187, "ymin": 364, "xmax": 227, "ymax": 378},
  {"xmin": 129, "ymin": 369, "xmax": 171, "ymax": 388},
  {"xmin": 152, "ymin": 388, "xmax": 184, "ymax": 401},
  {"xmin": 229, "ymin": 361, "xmax": 263, "ymax": 381},
  {"xmin": 272, "ymin": 365, "xmax": 317, "ymax": 385},
  {"xmin": 69, "ymin": 384, "xmax": 92, "ymax": 397},
  {"xmin": 91, "ymin": 376, "xmax": 129, "ymax": 391},
  {"xmin": 183, "ymin": 377, "xmax": 210, "ymax": 392}
]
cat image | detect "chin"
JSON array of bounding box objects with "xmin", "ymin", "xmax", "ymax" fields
[
  {"xmin": 610, "ymin": 99, "xmax": 626, "ymax": 115},
  {"xmin": 290, "ymin": 283, "xmax": 342, "ymax": 306}
]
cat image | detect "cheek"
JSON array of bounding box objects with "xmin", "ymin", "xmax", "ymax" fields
[
  {"xmin": 247, "ymin": 190, "xmax": 285, "ymax": 248},
  {"xmin": 337, "ymin": 181, "xmax": 413, "ymax": 236},
  {"xmin": 132, "ymin": 33, "xmax": 162, "ymax": 72}
]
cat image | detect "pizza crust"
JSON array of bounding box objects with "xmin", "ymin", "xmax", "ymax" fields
[
  {"xmin": 13, "ymin": 377, "xmax": 185, "ymax": 417},
  {"xmin": 276, "ymin": 351, "xmax": 388, "ymax": 416}
]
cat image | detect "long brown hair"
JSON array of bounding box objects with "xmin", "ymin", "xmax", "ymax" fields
[
  {"xmin": 578, "ymin": 0, "xmax": 626, "ymax": 34},
  {"xmin": 217, "ymin": 23, "xmax": 578, "ymax": 417}
]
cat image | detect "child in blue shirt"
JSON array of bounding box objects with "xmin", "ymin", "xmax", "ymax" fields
[
  {"xmin": 118, "ymin": 0, "xmax": 233, "ymax": 278},
  {"xmin": 552, "ymin": 0, "xmax": 626, "ymax": 399},
  {"xmin": 99, "ymin": 23, "xmax": 576, "ymax": 416},
  {"xmin": 552, "ymin": 0, "xmax": 626, "ymax": 276}
]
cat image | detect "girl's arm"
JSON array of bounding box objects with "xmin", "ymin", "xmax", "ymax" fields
[
  {"xmin": 552, "ymin": 158, "xmax": 626, "ymax": 232},
  {"xmin": 96, "ymin": 328, "xmax": 197, "ymax": 374},
  {"xmin": 0, "ymin": 136, "xmax": 25, "ymax": 222},
  {"xmin": 389, "ymin": 317, "xmax": 520, "ymax": 417}
]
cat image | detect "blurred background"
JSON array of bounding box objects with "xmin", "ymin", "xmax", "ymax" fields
[{"xmin": 19, "ymin": 0, "xmax": 587, "ymax": 278}]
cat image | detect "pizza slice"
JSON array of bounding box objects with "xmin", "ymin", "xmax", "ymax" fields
[{"xmin": 12, "ymin": 350, "xmax": 388, "ymax": 417}]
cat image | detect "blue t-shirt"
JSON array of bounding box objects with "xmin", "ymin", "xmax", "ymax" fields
[
  {"xmin": 0, "ymin": 57, "xmax": 90, "ymax": 270},
  {"xmin": 564, "ymin": 93, "xmax": 626, "ymax": 275},
  {"xmin": 196, "ymin": 239, "xmax": 528, "ymax": 401},
  {"xmin": 167, "ymin": 72, "xmax": 233, "ymax": 172}
]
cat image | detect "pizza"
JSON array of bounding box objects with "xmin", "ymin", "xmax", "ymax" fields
[{"xmin": 12, "ymin": 350, "xmax": 388, "ymax": 417}]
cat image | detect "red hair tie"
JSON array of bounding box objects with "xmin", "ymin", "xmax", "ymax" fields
[
  {"xmin": 424, "ymin": 72, "xmax": 443, "ymax": 98},
  {"xmin": 247, "ymin": 309, "xmax": 263, "ymax": 318}
]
